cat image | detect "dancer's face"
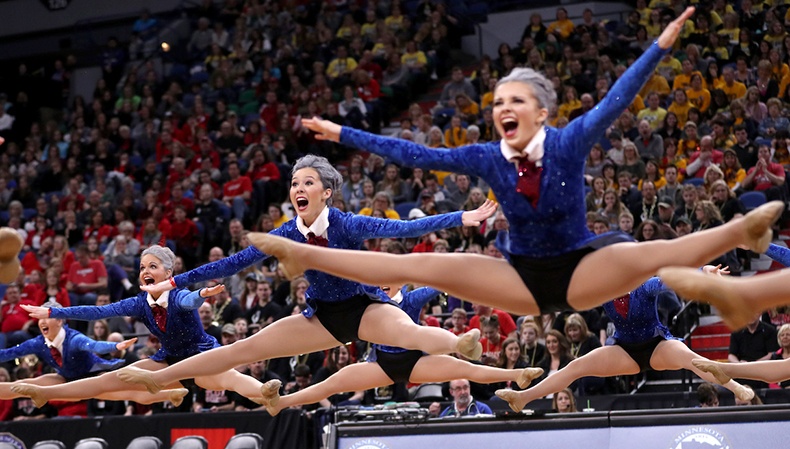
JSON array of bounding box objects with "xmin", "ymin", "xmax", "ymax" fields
[
  {"xmin": 493, "ymin": 82, "xmax": 548, "ymax": 151},
  {"xmin": 290, "ymin": 167, "xmax": 332, "ymax": 224},
  {"xmin": 38, "ymin": 316, "xmax": 64, "ymax": 341},
  {"xmin": 139, "ymin": 254, "xmax": 172, "ymax": 287}
]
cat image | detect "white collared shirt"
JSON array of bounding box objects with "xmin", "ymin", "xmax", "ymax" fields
[
  {"xmin": 295, "ymin": 205, "xmax": 330, "ymax": 239},
  {"xmin": 45, "ymin": 327, "xmax": 66, "ymax": 354},
  {"xmin": 146, "ymin": 289, "xmax": 170, "ymax": 309}
]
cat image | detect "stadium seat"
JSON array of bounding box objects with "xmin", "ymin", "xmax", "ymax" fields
[
  {"xmin": 224, "ymin": 433, "xmax": 263, "ymax": 449},
  {"xmin": 73, "ymin": 438, "xmax": 108, "ymax": 449},
  {"xmin": 395, "ymin": 202, "xmax": 416, "ymax": 218},
  {"xmin": 31, "ymin": 442, "xmax": 66, "ymax": 449},
  {"xmin": 739, "ymin": 191, "xmax": 767, "ymax": 211},
  {"xmin": 240, "ymin": 102, "xmax": 260, "ymax": 116},
  {"xmin": 238, "ymin": 89, "xmax": 257, "ymax": 104},
  {"xmin": 683, "ymin": 178, "xmax": 704, "ymax": 186},
  {"xmin": 125, "ymin": 436, "xmax": 162, "ymax": 449},
  {"xmin": 170, "ymin": 436, "xmax": 208, "ymax": 449},
  {"xmin": 23, "ymin": 208, "xmax": 36, "ymax": 220}
]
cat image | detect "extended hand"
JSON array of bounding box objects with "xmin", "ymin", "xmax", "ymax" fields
[
  {"xmin": 20, "ymin": 305, "xmax": 48, "ymax": 320},
  {"xmin": 461, "ymin": 199, "xmax": 498, "ymax": 226},
  {"xmin": 301, "ymin": 117, "xmax": 342, "ymax": 142},
  {"xmin": 116, "ymin": 337, "xmax": 138, "ymax": 351},
  {"xmin": 200, "ymin": 284, "xmax": 225, "ymax": 298},
  {"xmin": 657, "ymin": 7, "xmax": 695, "ymax": 50},
  {"xmin": 140, "ymin": 279, "xmax": 175, "ymax": 297}
]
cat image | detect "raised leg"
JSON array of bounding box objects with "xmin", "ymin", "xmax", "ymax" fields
[
  {"xmin": 97, "ymin": 388, "xmax": 190, "ymax": 406},
  {"xmin": 693, "ymin": 357, "xmax": 790, "ymax": 384},
  {"xmin": 408, "ymin": 355, "xmax": 543, "ymax": 388},
  {"xmin": 8, "ymin": 359, "xmax": 175, "ymax": 407},
  {"xmin": 118, "ymin": 314, "xmax": 340, "ymax": 392},
  {"xmin": 194, "ymin": 369, "xmax": 265, "ymax": 403},
  {"xmin": 568, "ymin": 201, "xmax": 783, "ymax": 315},
  {"xmin": 659, "ymin": 267, "xmax": 790, "ymax": 330},
  {"xmin": 268, "ymin": 363, "xmax": 392, "ymax": 416},
  {"xmin": 248, "ymin": 233, "xmax": 541, "ymax": 316},
  {"xmin": 649, "ymin": 340, "xmax": 754, "ymax": 402},
  {"xmin": 496, "ymin": 346, "xmax": 640, "ymax": 412},
  {"xmin": 0, "ymin": 374, "xmax": 65, "ymax": 399},
  {"xmin": 359, "ymin": 304, "xmax": 482, "ymax": 359}
]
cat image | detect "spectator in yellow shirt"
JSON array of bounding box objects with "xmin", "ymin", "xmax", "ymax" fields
[
  {"xmin": 454, "ymin": 94, "xmax": 479, "ymax": 124},
  {"xmin": 668, "ymin": 89, "xmax": 692, "ymax": 125},
  {"xmin": 401, "ymin": 40, "xmax": 428, "ymax": 73},
  {"xmin": 672, "ymin": 59, "xmax": 705, "ymax": 91},
  {"xmin": 358, "ymin": 192, "xmax": 401, "ymax": 220},
  {"xmin": 719, "ymin": 66, "xmax": 747, "ymax": 101},
  {"xmin": 656, "ymin": 53, "xmax": 683, "ymax": 85},
  {"xmin": 444, "ymin": 115, "xmax": 468, "ymax": 148},
  {"xmin": 326, "ymin": 46, "xmax": 358, "ymax": 86},
  {"xmin": 547, "ymin": 7, "xmax": 575, "ymax": 41},
  {"xmin": 686, "ymin": 74, "xmax": 711, "ymax": 114},
  {"xmin": 557, "ymin": 86, "xmax": 581, "ymax": 122},
  {"xmin": 637, "ymin": 92, "xmax": 668, "ymax": 130}
]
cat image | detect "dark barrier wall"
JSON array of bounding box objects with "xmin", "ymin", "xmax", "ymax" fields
[
  {"xmin": 0, "ymin": 409, "xmax": 310, "ymax": 449},
  {"xmin": 332, "ymin": 405, "xmax": 790, "ymax": 449}
]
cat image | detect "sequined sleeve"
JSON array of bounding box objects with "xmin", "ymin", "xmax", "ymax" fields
[
  {"xmin": 343, "ymin": 210, "xmax": 464, "ymax": 239},
  {"xmin": 766, "ymin": 243, "xmax": 790, "ymax": 267},
  {"xmin": 70, "ymin": 332, "xmax": 118, "ymax": 355},
  {"xmin": 172, "ymin": 288, "xmax": 206, "ymax": 310},
  {"xmin": 49, "ymin": 296, "xmax": 143, "ymax": 321},
  {"xmin": 0, "ymin": 338, "xmax": 41, "ymax": 363},
  {"xmin": 560, "ymin": 42, "xmax": 668, "ymax": 161},
  {"xmin": 636, "ymin": 276, "xmax": 665, "ymax": 299},
  {"xmin": 173, "ymin": 245, "xmax": 267, "ymax": 288},
  {"xmin": 340, "ymin": 127, "xmax": 490, "ymax": 176},
  {"xmin": 401, "ymin": 287, "xmax": 442, "ymax": 323}
]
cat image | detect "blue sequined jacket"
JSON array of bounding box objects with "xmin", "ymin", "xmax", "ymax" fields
[
  {"xmin": 339, "ymin": 43, "xmax": 666, "ymax": 258},
  {"xmin": 49, "ymin": 289, "xmax": 218, "ymax": 362},
  {"xmin": 173, "ymin": 207, "xmax": 462, "ymax": 317},
  {"xmin": 602, "ymin": 277, "xmax": 676, "ymax": 345},
  {"xmin": 0, "ymin": 326, "xmax": 123, "ymax": 381},
  {"xmin": 766, "ymin": 243, "xmax": 790, "ymax": 266}
]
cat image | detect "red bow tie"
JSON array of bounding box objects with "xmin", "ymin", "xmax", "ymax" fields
[
  {"xmin": 306, "ymin": 232, "xmax": 329, "ymax": 247},
  {"xmin": 151, "ymin": 304, "xmax": 167, "ymax": 332},
  {"xmin": 50, "ymin": 346, "xmax": 62, "ymax": 366},
  {"xmin": 516, "ymin": 158, "xmax": 542, "ymax": 208},
  {"xmin": 613, "ymin": 294, "xmax": 630, "ymax": 319}
]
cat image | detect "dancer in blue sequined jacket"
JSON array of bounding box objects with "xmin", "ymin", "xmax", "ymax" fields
[{"xmin": 246, "ymin": 8, "xmax": 781, "ymax": 331}]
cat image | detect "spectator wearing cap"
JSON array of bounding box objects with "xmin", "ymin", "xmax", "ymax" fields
[
  {"xmin": 674, "ymin": 216, "xmax": 693, "ymax": 237},
  {"xmin": 657, "ymin": 195, "xmax": 680, "ymax": 229},
  {"xmin": 686, "ymin": 136, "xmax": 723, "ymax": 178}
]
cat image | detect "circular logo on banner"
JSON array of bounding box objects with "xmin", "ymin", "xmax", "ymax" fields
[
  {"xmin": 347, "ymin": 439, "xmax": 389, "ymax": 449},
  {"xmin": 670, "ymin": 427, "xmax": 730, "ymax": 449},
  {"xmin": 0, "ymin": 433, "xmax": 26, "ymax": 449}
]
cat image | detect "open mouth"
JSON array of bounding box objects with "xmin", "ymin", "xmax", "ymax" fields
[
  {"xmin": 295, "ymin": 197, "xmax": 309, "ymax": 211},
  {"xmin": 40, "ymin": 324, "xmax": 49, "ymax": 336},
  {"xmin": 144, "ymin": 277, "xmax": 155, "ymax": 285},
  {"xmin": 501, "ymin": 119, "xmax": 518, "ymax": 138}
]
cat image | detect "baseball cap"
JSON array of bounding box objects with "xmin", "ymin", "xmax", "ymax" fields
[
  {"xmin": 408, "ymin": 208, "xmax": 427, "ymax": 219},
  {"xmin": 420, "ymin": 189, "xmax": 433, "ymax": 199},
  {"xmin": 676, "ymin": 217, "xmax": 692, "ymax": 226},
  {"xmin": 658, "ymin": 196, "xmax": 675, "ymax": 208},
  {"xmin": 221, "ymin": 323, "xmax": 237, "ymax": 335}
]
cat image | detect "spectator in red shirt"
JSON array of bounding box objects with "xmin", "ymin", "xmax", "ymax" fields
[
  {"xmin": 164, "ymin": 182, "xmax": 195, "ymax": 220},
  {"xmin": 743, "ymin": 144, "xmax": 786, "ymax": 202},
  {"xmin": 169, "ymin": 205, "xmax": 199, "ymax": 267},
  {"xmin": 0, "ymin": 284, "xmax": 36, "ymax": 348},
  {"xmin": 188, "ymin": 136, "xmax": 221, "ymax": 173},
  {"xmin": 449, "ymin": 308, "xmax": 470, "ymax": 336},
  {"xmin": 165, "ymin": 157, "xmax": 192, "ymax": 192},
  {"xmin": 685, "ymin": 136, "xmax": 724, "ymax": 178},
  {"xmin": 222, "ymin": 161, "xmax": 252, "ymax": 221},
  {"xmin": 248, "ymin": 146, "xmax": 281, "ymax": 216},
  {"xmin": 258, "ymin": 91, "xmax": 279, "ymax": 133},
  {"xmin": 36, "ymin": 268, "xmax": 71, "ymax": 308},
  {"xmin": 469, "ymin": 303, "xmax": 517, "ymax": 342},
  {"xmin": 82, "ymin": 210, "xmax": 117, "ymax": 246},
  {"xmin": 66, "ymin": 245, "xmax": 108, "ymax": 306},
  {"xmin": 57, "ymin": 178, "xmax": 85, "ymax": 212}
]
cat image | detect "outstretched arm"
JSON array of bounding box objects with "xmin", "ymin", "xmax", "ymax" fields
[
  {"xmin": 302, "ymin": 117, "xmax": 491, "ymax": 176},
  {"xmin": 173, "ymin": 246, "xmax": 267, "ymax": 289},
  {"xmin": 0, "ymin": 339, "xmax": 40, "ymax": 363},
  {"xmin": 23, "ymin": 298, "xmax": 141, "ymax": 321},
  {"xmin": 560, "ymin": 7, "xmax": 695, "ymax": 161},
  {"xmin": 345, "ymin": 199, "xmax": 497, "ymax": 240},
  {"xmin": 70, "ymin": 333, "xmax": 136, "ymax": 356},
  {"xmin": 400, "ymin": 287, "xmax": 443, "ymax": 323},
  {"xmin": 173, "ymin": 284, "xmax": 226, "ymax": 309}
]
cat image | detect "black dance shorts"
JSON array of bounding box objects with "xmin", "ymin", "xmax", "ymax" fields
[
  {"xmin": 509, "ymin": 232, "xmax": 635, "ymax": 313},
  {"xmin": 617, "ymin": 336, "xmax": 665, "ymax": 372},
  {"xmin": 375, "ymin": 349, "xmax": 424, "ymax": 384},
  {"xmin": 314, "ymin": 294, "xmax": 395, "ymax": 344}
]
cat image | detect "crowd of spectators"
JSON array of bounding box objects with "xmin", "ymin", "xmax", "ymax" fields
[{"xmin": 0, "ymin": 0, "xmax": 789, "ymax": 424}]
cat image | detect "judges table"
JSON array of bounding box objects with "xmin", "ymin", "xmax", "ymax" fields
[{"xmin": 330, "ymin": 405, "xmax": 790, "ymax": 449}]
